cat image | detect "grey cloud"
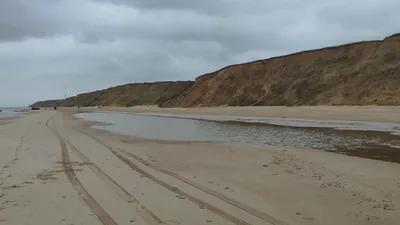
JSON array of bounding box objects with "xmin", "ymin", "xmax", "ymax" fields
[
  {"xmin": 93, "ymin": 0, "xmax": 312, "ymax": 17},
  {"xmin": 318, "ymin": 0, "xmax": 400, "ymax": 32},
  {"xmin": 0, "ymin": 0, "xmax": 399, "ymax": 106},
  {"xmin": 0, "ymin": 0, "xmax": 67, "ymax": 41}
]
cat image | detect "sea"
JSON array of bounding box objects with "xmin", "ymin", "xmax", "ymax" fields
[{"xmin": 0, "ymin": 107, "xmax": 29, "ymax": 118}]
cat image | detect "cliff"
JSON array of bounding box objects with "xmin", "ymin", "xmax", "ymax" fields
[
  {"xmin": 160, "ymin": 34, "xmax": 400, "ymax": 107},
  {"xmin": 31, "ymin": 81, "xmax": 193, "ymax": 107},
  {"xmin": 30, "ymin": 100, "xmax": 63, "ymax": 108}
]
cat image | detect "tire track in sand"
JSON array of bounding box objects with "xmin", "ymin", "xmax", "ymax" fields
[
  {"xmin": 80, "ymin": 130, "xmax": 257, "ymax": 225},
  {"xmin": 64, "ymin": 139, "xmax": 164, "ymax": 225},
  {"xmin": 118, "ymin": 149, "xmax": 287, "ymax": 225},
  {"xmin": 46, "ymin": 116, "xmax": 118, "ymax": 225}
]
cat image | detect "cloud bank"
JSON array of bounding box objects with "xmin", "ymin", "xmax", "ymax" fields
[{"xmin": 0, "ymin": 0, "xmax": 398, "ymax": 106}]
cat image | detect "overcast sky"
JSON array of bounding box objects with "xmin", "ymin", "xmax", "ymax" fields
[{"xmin": 0, "ymin": 0, "xmax": 399, "ymax": 106}]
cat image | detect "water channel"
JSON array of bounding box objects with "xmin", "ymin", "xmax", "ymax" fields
[{"xmin": 75, "ymin": 112, "xmax": 400, "ymax": 163}]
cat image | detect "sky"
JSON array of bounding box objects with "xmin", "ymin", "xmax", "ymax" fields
[{"xmin": 0, "ymin": 0, "xmax": 399, "ymax": 106}]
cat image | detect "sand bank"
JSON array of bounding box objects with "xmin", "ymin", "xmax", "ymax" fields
[{"xmin": 64, "ymin": 105, "xmax": 400, "ymax": 123}]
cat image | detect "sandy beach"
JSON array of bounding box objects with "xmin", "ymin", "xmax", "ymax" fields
[{"xmin": 1, "ymin": 107, "xmax": 400, "ymax": 225}]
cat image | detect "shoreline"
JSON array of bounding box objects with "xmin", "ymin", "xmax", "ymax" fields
[
  {"xmin": 74, "ymin": 111, "xmax": 400, "ymax": 164},
  {"xmin": 82, "ymin": 111, "xmax": 400, "ymax": 135},
  {"xmin": 74, "ymin": 109, "xmax": 400, "ymax": 164},
  {"xmin": 61, "ymin": 105, "xmax": 400, "ymax": 123}
]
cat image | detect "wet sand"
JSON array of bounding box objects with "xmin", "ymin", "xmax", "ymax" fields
[
  {"xmin": 71, "ymin": 105, "xmax": 400, "ymax": 123},
  {"xmin": 1, "ymin": 108, "xmax": 400, "ymax": 225},
  {"xmin": 75, "ymin": 106, "xmax": 400, "ymax": 163}
]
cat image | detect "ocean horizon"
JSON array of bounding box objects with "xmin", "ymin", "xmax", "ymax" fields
[
  {"xmin": 0, "ymin": 107, "xmax": 29, "ymax": 118},
  {"xmin": 0, "ymin": 106, "xmax": 29, "ymax": 111}
]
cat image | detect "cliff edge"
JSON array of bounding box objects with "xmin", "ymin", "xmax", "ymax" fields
[{"xmin": 160, "ymin": 34, "xmax": 400, "ymax": 107}]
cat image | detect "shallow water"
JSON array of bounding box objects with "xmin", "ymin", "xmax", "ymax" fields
[
  {"xmin": 0, "ymin": 108, "xmax": 20, "ymax": 119},
  {"xmin": 126, "ymin": 112, "xmax": 400, "ymax": 135},
  {"xmin": 74, "ymin": 112, "xmax": 400, "ymax": 163}
]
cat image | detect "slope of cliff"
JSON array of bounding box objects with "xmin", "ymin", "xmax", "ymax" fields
[
  {"xmin": 31, "ymin": 81, "xmax": 193, "ymax": 107},
  {"xmin": 160, "ymin": 34, "xmax": 400, "ymax": 107},
  {"xmin": 30, "ymin": 100, "xmax": 63, "ymax": 108}
]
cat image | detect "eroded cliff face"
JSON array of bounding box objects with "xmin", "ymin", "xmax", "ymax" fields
[
  {"xmin": 31, "ymin": 81, "xmax": 193, "ymax": 107},
  {"xmin": 160, "ymin": 34, "xmax": 400, "ymax": 107}
]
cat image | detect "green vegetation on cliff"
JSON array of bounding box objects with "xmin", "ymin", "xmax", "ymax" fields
[{"xmin": 31, "ymin": 81, "xmax": 193, "ymax": 107}]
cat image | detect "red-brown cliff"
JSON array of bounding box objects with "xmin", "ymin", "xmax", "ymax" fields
[{"xmin": 160, "ymin": 34, "xmax": 400, "ymax": 107}]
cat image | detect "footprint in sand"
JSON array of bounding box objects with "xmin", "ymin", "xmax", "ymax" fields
[
  {"xmin": 36, "ymin": 171, "xmax": 57, "ymax": 181},
  {"xmin": 176, "ymin": 195, "xmax": 186, "ymax": 200},
  {"xmin": 23, "ymin": 181, "xmax": 34, "ymax": 185},
  {"xmin": 167, "ymin": 219, "xmax": 180, "ymax": 224},
  {"xmin": 365, "ymin": 215, "xmax": 380, "ymax": 221},
  {"xmin": 3, "ymin": 185, "xmax": 21, "ymax": 190}
]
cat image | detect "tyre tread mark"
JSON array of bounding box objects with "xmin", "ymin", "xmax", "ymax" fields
[
  {"xmin": 80, "ymin": 131, "xmax": 255, "ymax": 225},
  {"xmin": 119, "ymin": 149, "xmax": 287, "ymax": 225},
  {"xmin": 65, "ymin": 140, "xmax": 164, "ymax": 225},
  {"xmin": 47, "ymin": 116, "xmax": 118, "ymax": 225}
]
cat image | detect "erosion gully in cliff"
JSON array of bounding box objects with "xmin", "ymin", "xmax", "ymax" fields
[{"xmin": 160, "ymin": 33, "xmax": 400, "ymax": 107}]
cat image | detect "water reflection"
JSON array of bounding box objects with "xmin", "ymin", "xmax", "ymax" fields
[{"xmin": 75, "ymin": 112, "xmax": 391, "ymax": 152}]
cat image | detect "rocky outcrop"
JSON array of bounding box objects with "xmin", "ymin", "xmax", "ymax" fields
[
  {"xmin": 31, "ymin": 81, "xmax": 193, "ymax": 107},
  {"xmin": 160, "ymin": 34, "xmax": 400, "ymax": 107}
]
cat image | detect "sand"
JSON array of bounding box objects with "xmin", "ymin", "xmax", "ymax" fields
[{"xmin": 1, "ymin": 107, "xmax": 400, "ymax": 225}]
